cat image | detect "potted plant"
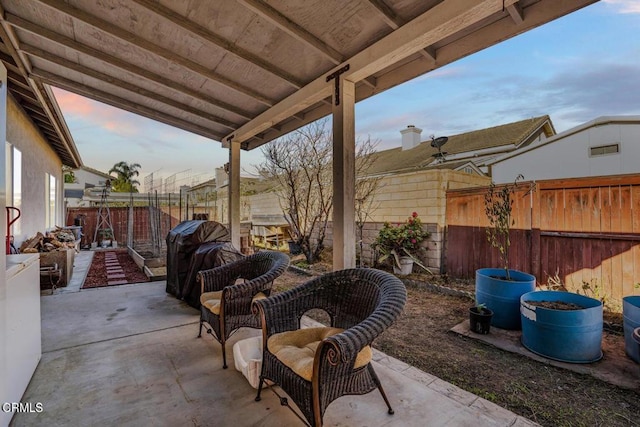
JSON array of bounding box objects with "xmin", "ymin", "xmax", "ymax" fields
[
  {"xmin": 475, "ymin": 175, "xmax": 536, "ymax": 330},
  {"xmin": 372, "ymin": 212, "xmax": 430, "ymax": 275},
  {"xmin": 99, "ymin": 228, "xmax": 113, "ymax": 248},
  {"xmin": 469, "ymin": 302, "xmax": 493, "ymax": 334}
]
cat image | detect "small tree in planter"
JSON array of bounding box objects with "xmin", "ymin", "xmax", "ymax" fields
[
  {"xmin": 483, "ymin": 174, "xmax": 524, "ymax": 280},
  {"xmin": 476, "ymin": 174, "xmax": 536, "ymax": 330}
]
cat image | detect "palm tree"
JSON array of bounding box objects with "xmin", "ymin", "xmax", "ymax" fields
[{"xmin": 109, "ymin": 161, "xmax": 141, "ymax": 193}]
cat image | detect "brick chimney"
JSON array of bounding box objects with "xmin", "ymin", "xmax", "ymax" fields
[{"xmin": 401, "ymin": 125, "xmax": 422, "ymax": 151}]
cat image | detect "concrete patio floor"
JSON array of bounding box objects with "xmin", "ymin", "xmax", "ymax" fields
[{"xmin": 15, "ymin": 257, "xmax": 539, "ymax": 426}]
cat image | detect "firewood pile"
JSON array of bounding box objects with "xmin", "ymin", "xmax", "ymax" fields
[{"xmin": 20, "ymin": 228, "xmax": 79, "ymax": 253}]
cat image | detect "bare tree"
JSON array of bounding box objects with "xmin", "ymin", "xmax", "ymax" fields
[
  {"xmin": 355, "ymin": 175, "xmax": 382, "ymax": 267},
  {"xmin": 259, "ymin": 119, "xmax": 379, "ymax": 264}
]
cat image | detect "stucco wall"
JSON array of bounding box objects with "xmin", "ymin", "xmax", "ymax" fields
[
  {"xmin": 249, "ymin": 190, "xmax": 284, "ymax": 221},
  {"xmin": 491, "ymin": 120, "xmax": 640, "ymax": 184},
  {"xmin": 7, "ymin": 95, "xmax": 63, "ymax": 247}
]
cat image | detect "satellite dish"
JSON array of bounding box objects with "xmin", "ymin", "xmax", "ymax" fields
[
  {"xmin": 430, "ymin": 136, "xmax": 449, "ymax": 161},
  {"xmin": 431, "ymin": 136, "xmax": 448, "ymax": 149}
]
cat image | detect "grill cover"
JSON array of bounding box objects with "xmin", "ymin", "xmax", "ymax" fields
[
  {"xmin": 166, "ymin": 220, "xmax": 234, "ymax": 298},
  {"xmin": 181, "ymin": 241, "xmax": 243, "ymax": 308}
]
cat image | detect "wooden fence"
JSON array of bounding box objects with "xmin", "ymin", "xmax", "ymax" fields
[
  {"xmin": 445, "ymin": 174, "xmax": 640, "ymax": 303},
  {"xmin": 66, "ymin": 206, "xmax": 179, "ymax": 250}
]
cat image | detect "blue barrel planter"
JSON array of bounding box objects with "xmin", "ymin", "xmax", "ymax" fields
[
  {"xmin": 475, "ymin": 268, "xmax": 536, "ymax": 330},
  {"xmin": 520, "ymin": 290, "xmax": 603, "ymax": 363},
  {"xmin": 623, "ymin": 296, "xmax": 640, "ymax": 363}
]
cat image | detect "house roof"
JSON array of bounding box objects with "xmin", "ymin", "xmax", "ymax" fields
[
  {"xmin": 79, "ymin": 166, "xmax": 112, "ymax": 179},
  {"xmin": 365, "ymin": 115, "xmax": 554, "ymax": 176},
  {"xmin": 0, "ymin": 1, "xmax": 594, "ymax": 154}
]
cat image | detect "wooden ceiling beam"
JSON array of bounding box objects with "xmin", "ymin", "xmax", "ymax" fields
[
  {"xmin": 21, "ymin": 101, "xmax": 49, "ymax": 118},
  {"xmin": 21, "ymin": 43, "xmax": 240, "ymax": 131},
  {"xmin": 8, "ymin": 82, "xmax": 38, "ymax": 102},
  {"xmin": 228, "ymin": 0, "xmax": 506, "ymax": 144},
  {"xmin": 131, "ymin": 0, "xmax": 304, "ymax": 89},
  {"xmin": 35, "ymin": 120, "xmax": 57, "ymax": 133},
  {"xmin": 507, "ymin": 2, "xmax": 525, "ymax": 25},
  {"xmin": 33, "ymin": 0, "xmax": 275, "ymax": 107},
  {"xmin": 365, "ymin": 0, "xmax": 436, "ymax": 62},
  {"xmin": 237, "ymin": 0, "xmax": 343, "ymax": 65},
  {"xmin": 5, "ymin": 13, "xmax": 255, "ymax": 120},
  {"xmin": 31, "ymin": 68, "xmax": 227, "ymax": 141}
]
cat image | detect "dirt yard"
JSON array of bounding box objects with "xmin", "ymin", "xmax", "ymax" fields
[{"xmin": 275, "ymin": 262, "xmax": 640, "ymax": 427}]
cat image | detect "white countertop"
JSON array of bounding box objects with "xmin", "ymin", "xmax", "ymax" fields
[{"xmin": 6, "ymin": 253, "xmax": 40, "ymax": 280}]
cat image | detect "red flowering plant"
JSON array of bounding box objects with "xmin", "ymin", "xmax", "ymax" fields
[{"xmin": 373, "ymin": 212, "xmax": 431, "ymax": 273}]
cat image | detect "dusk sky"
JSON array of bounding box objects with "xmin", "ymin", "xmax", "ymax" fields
[{"xmin": 52, "ymin": 0, "xmax": 640, "ymax": 191}]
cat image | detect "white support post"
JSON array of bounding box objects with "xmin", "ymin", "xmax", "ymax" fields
[
  {"xmin": 228, "ymin": 139, "xmax": 241, "ymax": 250},
  {"xmin": 332, "ymin": 77, "xmax": 356, "ymax": 270}
]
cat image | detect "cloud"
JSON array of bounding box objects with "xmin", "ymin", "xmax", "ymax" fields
[{"xmin": 602, "ymin": 0, "xmax": 640, "ymax": 14}]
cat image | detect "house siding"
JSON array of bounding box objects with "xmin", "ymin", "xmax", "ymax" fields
[
  {"xmin": 7, "ymin": 95, "xmax": 63, "ymax": 246},
  {"xmin": 491, "ymin": 118, "xmax": 640, "ymax": 184}
]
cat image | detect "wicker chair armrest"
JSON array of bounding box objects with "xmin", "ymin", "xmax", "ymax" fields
[
  {"xmin": 253, "ymin": 292, "xmax": 303, "ymax": 335},
  {"xmin": 322, "ymin": 318, "xmax": 386, "ymax": 364},
  {"xmin": 197, "ymin": 260, "xmax": 245, "ymax": 293}
]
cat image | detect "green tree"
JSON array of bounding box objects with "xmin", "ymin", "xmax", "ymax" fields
[
  {"xmin": 109, "ymin": 161, "xmax": 141, "ymax": 193},
  {"xmin": 62, "ymin": 165, "xmax": 76, "ymax": 183}
]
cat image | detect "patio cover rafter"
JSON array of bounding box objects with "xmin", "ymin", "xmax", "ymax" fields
[
  {"xmin": 227, "ymin": 0, "xmax": 506, "ymax": 145},
  {"xmin": 130, "ymin": 0, "xmax": 305, "ymax": 90},
  {"xmin": 227, "ymin": 0, "xmax": 597, "ymax": 149},
  {"xmin": 236, "ymin": 0, "xmax": 344, "ymax": 65},
  {"xmin": 33, "ymin": 0, "xmax": 275, "ymax": 107},
  {"xmin": 21, "ymin": 43, "xmax": 239, "ymax": 131},
  {"xmin": 31, "ymin": 68, "xmax": 226, "ymax": 141},
  {"xmin": 4, "ymin": 12, "xmax": 255, "ymax": 120}
]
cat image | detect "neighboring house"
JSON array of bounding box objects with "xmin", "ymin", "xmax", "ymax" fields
[
  {"xmin": 365, "ymin": 115, "xmax": 555, "ymax": 178},
  {"xmin": 64, "ymin": 166, "xmax": 112, "ymax": 207},
  {"xmin": 186, "ymin": 168, "xmax": 265, "ymax": 252},
  {"xmin": 488, "ymin": 116, "xmax": 640, "ymax": 184},
  {"xmin": 345, "ymin": 116, "xmax": 556, "ymax": 270}
]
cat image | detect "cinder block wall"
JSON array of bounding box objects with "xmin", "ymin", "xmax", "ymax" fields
[{"xmin": 325, "ymin": 169, "xmax": 490, "ymax": 271}]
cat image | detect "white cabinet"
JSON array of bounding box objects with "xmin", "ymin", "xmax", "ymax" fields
[{"xmin": 2, "ymin": 254, "xmax": 41, "ymax": 427}]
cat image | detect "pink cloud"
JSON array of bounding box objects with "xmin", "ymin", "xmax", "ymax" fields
[
  {"xmin": 53, "ymin": 88, "xmax": 144, "ymax": 137},
  {"xmin": 603, "ymin": 0, "xmax": 640, "ymax": 13}
]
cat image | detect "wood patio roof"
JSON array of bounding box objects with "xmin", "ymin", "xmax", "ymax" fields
[{"xmin": 0, "ymin": 0, "xmax": 597, "ymax": 167}]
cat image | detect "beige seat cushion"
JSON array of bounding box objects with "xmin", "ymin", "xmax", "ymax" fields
[
  {"xmin": 200, "ymin": 291, "xmax": 267, "ymax": 315},
  {"xmin": 267, "ymin": 327, "xmax": 372, "ymax": 381}
]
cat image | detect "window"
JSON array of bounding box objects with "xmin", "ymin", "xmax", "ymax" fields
[
  {"xmin": 5, "ymin": 144, "xmax": 22, "ymax": 234},
  {"xmin": 590, "ymin": 143, "xmax": 619, "ymax": 157},
  {"xmin": 45, "ymin": 173, "xmax": 57, "ymax": 228}
]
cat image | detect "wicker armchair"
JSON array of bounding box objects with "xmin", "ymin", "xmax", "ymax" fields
[
  {"xmin": 197, "ymin": 250, "xmax": 290, "ymax": 368},
  {"xmin": 253, "ymin": 268, "xmax": 407, "ymax": 427}
]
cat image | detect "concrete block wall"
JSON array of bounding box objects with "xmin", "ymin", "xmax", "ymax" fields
[{"xmin": 367, "ymin": 169, "xmax": 489, "ymax": 227}]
